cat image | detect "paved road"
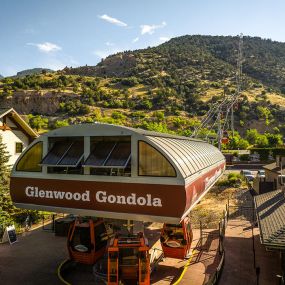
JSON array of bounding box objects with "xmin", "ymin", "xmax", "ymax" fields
[
  {"xmin": 227, "ymin": 164, "xmax": 265, "ymax": 170},
  {"xmin": 0, "ymin": 228, "xmax": 67, "ymax": 285}
]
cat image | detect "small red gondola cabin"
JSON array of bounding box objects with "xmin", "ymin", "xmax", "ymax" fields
[
  {"xmin": 67, "ymin": 217, "xmax": 108, "ymax": 264},
  {"xmin": 160, "ymin": 217, "xmax": 193, "ymax": 259}
]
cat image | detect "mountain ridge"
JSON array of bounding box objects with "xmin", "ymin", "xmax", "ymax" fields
[
  {"xmin": 64, "ymin": 35, "xmax": 285, "ymax": 93},
  {"xmin": 15, "ymin": 68, "xmax": 54, "ymax": 78}
]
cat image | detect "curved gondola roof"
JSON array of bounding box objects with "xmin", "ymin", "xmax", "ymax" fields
[{"xmin": 36, "ymin": 123, "xmax": 225, "ymax": 180}]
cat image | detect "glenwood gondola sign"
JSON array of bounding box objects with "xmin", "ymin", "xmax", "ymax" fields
[
  {"xmin": 24, "ymin": 186, "xmax": 162, "ymax": 207},
  {"xmin": 11, "ymin": 177, "xmax": 185, "ymax": 218}
]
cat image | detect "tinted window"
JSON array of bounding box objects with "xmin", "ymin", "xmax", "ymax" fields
[
  {"xmin": 16, "ymin": 142, "xmax": 43, "ymax": 172},
  {"xmin": 138, "ymin": 141, "xmax": 176, "ymax": 177}
]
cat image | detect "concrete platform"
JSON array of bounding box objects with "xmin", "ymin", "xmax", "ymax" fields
[
  {"xmin": 0, "ymin": 228, "xmax": 67, "ymax": 285},
  {"xmin": 0, "ymin": 223, "xmax": 222, "ymax": 285},
  {"xmin": 219, "ymin": 219, "xmax": 281, "ymax": 285},
  {"xmin": 151, "ymin": 229, "xmax": 221, "ymax": 285}
]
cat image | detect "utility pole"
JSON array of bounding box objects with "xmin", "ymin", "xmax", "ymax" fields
[
  {"xmin": 218, "ymin": 111, "xmax": 222, "ymax": 150},
  {"xmin": 231, "ymin": 33, "xmax": 243, "ymax": 135}
]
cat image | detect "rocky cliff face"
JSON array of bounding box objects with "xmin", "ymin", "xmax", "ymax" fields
[
  {"xmin": 2, "ymin": 91, "xmax": 79, "ymax": 115},
  {"xmin": 63, "ymin": 53, "xmax": 137, "ymax": 77}
]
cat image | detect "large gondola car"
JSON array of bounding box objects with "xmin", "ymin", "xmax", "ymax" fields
[
  {"xmin": 160, "ymin": 217, "xmax": 193, "ymax": 259},
  {"xmin": 10, "ymin": 123, "xmax": 225, "ymax": 224},
  {"xmin": 108, "ymin": 233, "xmax": 150, "ymax": 285},
  {"xmin": 67, "ymin": 217, "xmax": 108, "ymax": 264}
]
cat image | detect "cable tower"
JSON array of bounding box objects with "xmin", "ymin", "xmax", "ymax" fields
[{"xmin": 191, "ymin": 34, "xmax": 244, "ymax": 150}]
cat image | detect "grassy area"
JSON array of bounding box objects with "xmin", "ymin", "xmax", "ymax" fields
[{"xmin": 191, "ymin": 173, "xmax": 248, "ymax": 229}]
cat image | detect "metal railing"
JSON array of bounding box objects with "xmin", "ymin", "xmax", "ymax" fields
[{"xmin": 199, "ymin": 207, "xmax": 229, "ymax": 285}]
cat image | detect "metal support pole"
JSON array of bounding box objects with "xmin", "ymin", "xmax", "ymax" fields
[
  {"xmin": 52, "ymin": 214, "xmax": 55, "ymax": 232},
  {"xmin": 276, "ymin": 275, "xmax": 282, "ymax": 285},
  {"xmin": 231, "ymin": 105, "xmax": 234, "ymax": 135},
  {"xmin": 218, "ymin": 222, "xmax": 221, "ymax": 255},
  {"xmin": 252, "ymin": 223, "xmax": 256, "ymax": 268},
  {"xmin": 200, "ymin": 221, "xmax": 203, "ymax": 249},
  {"xmin": 281, "ymin": 251, "xmax": 285, "ymax": 285},
  {"xmin": 256, "ymin": 267, "xmax": 260, "ymax": 285},
  {"xmin": 227, "ymin": 197, "xmax": 230, "ymax": 220},
  {"xmin": 218, "ymin": 111, "xmax": 221, "ymax": 151}
]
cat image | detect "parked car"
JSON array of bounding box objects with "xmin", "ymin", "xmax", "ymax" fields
[
  {"xmin": 245, "ymin": 174, "xmax": 255, "ymax": 182},
  {"xmin": 240, "ymin": 170, "xmax": 252, "ymax": 176},
  {"xmin": 257, "ymin": 169, "xmax": 265, "ymax": 177},
  {"xmin": 240, "ymin": 170, "xmax": 254, "ymax": 182}
]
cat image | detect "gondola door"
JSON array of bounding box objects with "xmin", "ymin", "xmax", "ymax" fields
[
  {"xmin": 138, "ymin": 247, "xmax": 150, "ymax": 285},
  {"xmin": 108, "ymin": 247, "xmax": 119, "ymax": 285},
  {"xmin": 184, "ymin": 218, "xmax": 193, "ymax": 257}
]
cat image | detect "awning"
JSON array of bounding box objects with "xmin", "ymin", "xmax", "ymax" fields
[
  {"xmin": 83, "ymin": 141, "xmax": 131, "ymax": 168},
  {"xmin": 41, "ymin": 140, "xmax": 84, "ymax": 167}
]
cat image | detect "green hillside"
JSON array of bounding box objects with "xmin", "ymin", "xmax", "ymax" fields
[
  {"xmin": 65, "ymin": 35, "xmax": 285, "ymax": 93},
  {"xmin": 0, "ymin": 35, "xmax": 285, "ymax": 149},
  {"xmin": 15, "ymin": 68, "xmax": 54, "ymax": 78}
]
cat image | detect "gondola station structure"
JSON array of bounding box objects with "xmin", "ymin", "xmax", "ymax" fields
[{"xmin": 10, "ymin": 123, "xmax": 225, "ymax": 284}]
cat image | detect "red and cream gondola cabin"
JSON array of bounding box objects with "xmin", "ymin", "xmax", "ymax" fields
[
  {"xmin": 108, "ymin": 233, "xmax": 150, "ymax": 285},
  {"xmin": 160, "ymin": 217, "xmax": 193, "ymax": 259},
  {"xmin": 10, "ymin": 123, "xmax": 225, "ymax": 224},
  {"xmin": 67, "ymin": 217, "xmax": 108, "ymax": 265}
]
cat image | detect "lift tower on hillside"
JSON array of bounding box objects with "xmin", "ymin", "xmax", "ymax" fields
[
  {"xmin": 231, "ymin": 33, "xmax": 243, "ymax": 135},
  {"xmin": 191, "ymin": 33, "xmax": 244, "ymax": 150}
]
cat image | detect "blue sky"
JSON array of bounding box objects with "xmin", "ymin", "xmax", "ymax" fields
[{"xmin": 0, "ymin": 0, "xmax": 285, "ymax": 76}]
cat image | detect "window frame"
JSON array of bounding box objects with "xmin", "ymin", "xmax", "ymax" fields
[
  {"xmin": 137, "ymin": 140, "xmax": 177, "ymax": 177},
  {"xmin": 15, "ymin": 142, "xmax": 23, "ymax": 154}
]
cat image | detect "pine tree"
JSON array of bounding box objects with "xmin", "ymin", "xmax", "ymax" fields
[
  {"xmin": 0, "ymin": 134, "xmax": 10, "ymax": 185},
  {"xmin": 0, "ymin": 134, "xmax": 12, "ymax": 233},
  {"xmin": 0, "ymin": 135, "xmax": 40, "ymax": 235}
]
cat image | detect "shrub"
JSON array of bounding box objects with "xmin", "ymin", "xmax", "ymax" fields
[
  {"xmin": 54, "ymin": 119, "xmax": 69, "ymax": 129},
  {"xmin": 239, "ymin": 154, "xmax": 250, "ymax": 161},
  {"xmin": 217, "ymin": 173, "xmax": 242, "ymax": 187},
  {"xmin": 111, "ymin": 111, "xmax": 126, "ymax": 120},
  {"xmin": 121, "ymin": 77, "xmax": 139, "ymax": 87},
  {"xmin": 153, "ymin": 111, "xmax": 165, "ymax": 122}
]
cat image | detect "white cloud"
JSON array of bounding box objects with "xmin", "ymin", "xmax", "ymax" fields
[
  {"xmin": 159, "ymin": 36, "xmax": 170, "ymax": 42},
  {"xmin": 140, "ymin": 21, "xmax": 166, "ymax": 35},
  {"xmin": 27, "ymin": 42, "xmax": 62, "ymax": 53},
  {"xmin": 132, "ymin": 37, "xmax": 139, "ymax": 43},
  {"xmin": 105, "ymin": 42, "xmax": 114, "ymax": 46},
  {"xmin": 98, "ymin": 14, "xmax": 127, "ymax": 27}
]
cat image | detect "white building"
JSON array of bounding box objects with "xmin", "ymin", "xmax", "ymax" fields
[{"xmin": 0, "ymin": 108, "xmax": 38, "ymax": 166}]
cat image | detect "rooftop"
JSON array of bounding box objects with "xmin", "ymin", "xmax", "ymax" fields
[
  {"xmin": 263, "ymin": 162, "xmax": 285, "ymax": 175},
  {"xmin": 0, "ymin": 107, "xmax": 38, "ymax": 138},
  {"xmin": 254, "ymin": 190, "xmax": 285, "ymax": 248}
]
